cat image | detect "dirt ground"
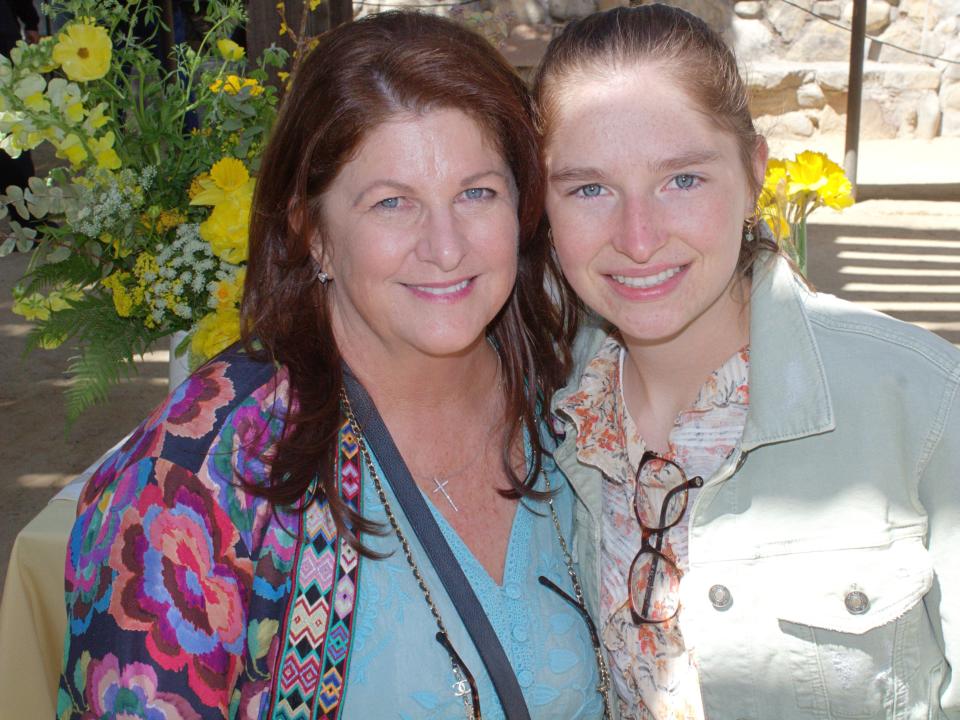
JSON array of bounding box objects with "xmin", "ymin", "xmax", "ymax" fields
[{"xmin": 1, "ymin": 137, "xmax": 959, "ymax": 599}]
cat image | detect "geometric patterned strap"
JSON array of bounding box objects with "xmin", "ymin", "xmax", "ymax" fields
[{"xmin": 267, "ymin": 418, "xmax": 364, "ymax": 720}]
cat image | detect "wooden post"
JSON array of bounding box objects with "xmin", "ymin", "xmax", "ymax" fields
[{"xmin": 843, "ymin": 0, "xmax": 867, "ymax": 198}]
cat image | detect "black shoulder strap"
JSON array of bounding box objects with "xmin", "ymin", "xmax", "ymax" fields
[{"xmin": 342, "ymin": 366, "xmax": 532, "ymax": 720}]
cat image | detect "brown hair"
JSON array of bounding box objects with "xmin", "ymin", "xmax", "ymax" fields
[
  {"xmin": 241, "ymin": 11, "xmax": 574, "ymax": 544},
  {"xmin": 533, "ymin": 3, "xmax": 777, "ymax": 278}
]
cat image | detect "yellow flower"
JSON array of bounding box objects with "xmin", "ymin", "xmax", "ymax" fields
[
  {"xmin": 14, "ymin": 74, "xmax": 49, "ymax": 112},
  {"xmin": 45, "ymin": 290, "xmax": 74, "ymax": 312},
  {"xmin": 101, "ymin": 272, "xmax": 134, "ymax": 317},
  {"xmin": 208, "ymin": 74, "xmax": 263, "ymax": 97},
  {"xmin": 91, "ymin": 131, "xmax": 121, "ymax": 170},
  {"xmin": 199, "ymin": 190, "xmax": 251, "ymax": 264},
  {"xmin": 212, "ymin": 268, "xmax": 246, "ymax": 309},
  {"xmin": 191, "ymin": 158, "xmax": 253, "ymax": 206},
  {"xmin": 12, "ymin": 292, "xmax": 50, "ymax": 321},
  {"xmin": 83, "ymin": 102, "xmax": 109, "ymax": 132},
  {"xmin": 817, "ymin": 169, "xmax": 854, "ymax": 211},
  {"xmin": 56, "ymin": 132, "xmax": 88, "ymax": 166},
  {"xmin": 188, "ymin": 172, "xmax": 209, "ymax": 200},
  {"xmin": 216, "ymin": 38, "xmax": 245, "ymax": 61},
  {"xmin": 279, "ymin": 21, "xmax": 289, "ymax": 36},
  {"xmin": 191, "ymin": 307, "xmax": 241, "ymax": 360},
  {"xmin": 309, "ymin": 0, "xmax": 322, "ymax": 9},
  {"xmin": 52, "ymin": 23, "xmax": 112, "ymax": 82},
  {"xmin": 784, "ymin": 150, "xmax": 834, "ymax": 198}
]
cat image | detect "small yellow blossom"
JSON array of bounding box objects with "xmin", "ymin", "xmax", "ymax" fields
[
  {"xmin": 192, "ymin": 307, "xmax": 241, "ymax": 360},
  {"xmin": 199, "ymin": 189, "xmax": 251, "ymax": 264},
  {"xmin": 101, "ymin": 272, "xmax": 134, "ymax": 317},
  {"xmin": 216, "ymin": 38, "xmax": 245, "ymax": 61},
  {"xmin": 91, "ymin": 131, "xmax": 121, "ymax": 170},
  {"xmin": 191, "ymin": 158, "xmax": 254, "ymax": 206},
  {"xmin": 188, "ymin": 173, "xmax": 209, "ymax": 200},
  {"xmin": 212, "ymin": 268, "xmax": 246, "ymax": 309},
  {"xmin": 53, "ymin": 23, "xmax": 112, "ymax": 82},
  {"xmin": 56, "ymin": 132, "xmax": 88, "ymax": 166},
  {"xmin": 208, "ymin": 74, "xmax": 264, "ymax": 97},
  {"xmin": 279, "ymin": 21, "xmax": 289, "ymax": 36},
  {"xmin": 83, "ymin": 102, "xmax": 109, "ymax": 132},
  {"xmin": 309, "ymin": 0, "xmax": 322, "ymax": 9},
  {"xmin": 12, "ymin": 292, "xmax": 50, "ymax": 321}
]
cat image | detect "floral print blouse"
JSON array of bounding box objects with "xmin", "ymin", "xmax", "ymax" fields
[{"xmin": 558, "ymin": 333, "xmax": 750, "ymax": 720}]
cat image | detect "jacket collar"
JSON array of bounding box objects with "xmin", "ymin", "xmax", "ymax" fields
[{"xmin": 741, "ymin": 253, "xmax": 835, "ymax": 449}]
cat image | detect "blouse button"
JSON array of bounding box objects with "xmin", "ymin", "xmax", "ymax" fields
[
  {"xmin": 505, "ymin": 583, "xmax": 522, "ymax": 600},
  {"xmin": 844, "ymin": 590, "xmax": 870, "ymax": 615},
  {"xmin": 517, "ymin": 669, "xmax": 534, "ymax": 687},
  {"xmin": 708, "ymin": 584, "xmax": 733, "ymax": 611},
  {"xmin": 512, "ymin": 625, "xmax": 528, "ymax": 642}
]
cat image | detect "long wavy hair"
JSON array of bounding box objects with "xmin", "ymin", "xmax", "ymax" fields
[{"xmin": 241, "ymin": 11, "xmax": 575, "ymax": 546}]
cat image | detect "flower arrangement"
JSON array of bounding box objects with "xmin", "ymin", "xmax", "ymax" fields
[
  {"xmin": 758, "ymin": 150, "xmax": 855, "ymax": 276},
  {"xmin": 0, "ymin": 0, "xmax": 286, "ymax": 419}
]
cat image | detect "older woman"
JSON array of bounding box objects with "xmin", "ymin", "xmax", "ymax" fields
[
  {"xmin": 536, "ymin": 5, "xmax": 960, "ymax": 719},
  {"xmin": 59, "ymin": 12, "xmax": 609, "ymax": 719}
]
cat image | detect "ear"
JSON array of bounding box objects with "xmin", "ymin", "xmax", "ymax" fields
[
  {"xmin": 748, "ymin": 136, "xmax": 770, "ymax": 216},
  {"xmin": 289, "ymin": 197, "xmax": 330, "ymax": 270}
]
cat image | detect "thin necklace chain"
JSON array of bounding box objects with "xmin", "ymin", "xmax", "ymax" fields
[
  {"xmin": 340, "ymin": 389, "xmax": 477, "ymax": 720},
  {"xmin": 339, "ymin": 387, "xmax": 613, "ymax": 719},
  {"xmin": 542, "ymin": 473, "xmax": 613, "ymax": 718}
]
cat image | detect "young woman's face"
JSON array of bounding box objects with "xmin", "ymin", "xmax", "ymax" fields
[
  {"xmin": 319, "ymin": 108, "xmax": 519, "ymax": 362},
  {"xmin": 544, "ymin": 66, "xmax": 765, "ymax": 348}
]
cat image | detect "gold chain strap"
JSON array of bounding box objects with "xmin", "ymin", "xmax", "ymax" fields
[{"xmin": 340, "ymin": 389, "xmax": 478, "ymax": 720}]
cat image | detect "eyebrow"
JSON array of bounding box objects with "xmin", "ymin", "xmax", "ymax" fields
[
  {"xmin": 649, "ymin": 150, "xmax": 721, "ymax": 174},
  {"xmin": 549, "ymin": 167, "xmax": 608, "ymax": 184}
]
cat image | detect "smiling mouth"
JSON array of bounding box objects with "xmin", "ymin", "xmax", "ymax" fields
[
  {"xmin": 407, "ymin": 278, "xmax": 472, "ymax": 296},
  {"xmin": 610, "ymin": 266, "xmax": 684, "ymax": 289}
]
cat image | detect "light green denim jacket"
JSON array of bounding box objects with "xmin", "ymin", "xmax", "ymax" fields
[{"xmin": 552, "ymin": 254, "xmax": 960, "ymax": 719}]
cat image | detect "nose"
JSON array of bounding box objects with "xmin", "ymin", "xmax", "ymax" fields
[
  {"xmin": 416, "ymin": 206, "xmax": 468, "ymax": 271},
  {"xmin": 612, "ymin": 195, "xmax": 667, "ymax": 263}
]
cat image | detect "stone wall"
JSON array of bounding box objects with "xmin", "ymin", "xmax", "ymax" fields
[{"xmin": 361, "ymin": 0, "xmax": 960, "ymax": 139}]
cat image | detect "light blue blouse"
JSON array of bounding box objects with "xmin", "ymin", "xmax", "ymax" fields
[{"xmin": 341, "ymin": 446, "xmax": 604, "ymax": 719}]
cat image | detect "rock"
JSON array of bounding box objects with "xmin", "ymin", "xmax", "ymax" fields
[
  {"xmin": 938, "ymin": 37, "xmax": 960, "ymax": 81},
  {"xmin": 915, "ymin": 90, "xmax": 941, "ymax": 138},
  {"xmin": 503, "ymin": 0, "xmax": 549, "ymax": 25},
  {"xmin": 775, "ymin": 110, "xmax": 817, "ymax": 136},
  {"xmin": 669, "ymin": 0, "xmax": 732, "ymax": 30},
  {"xmin": 786, "ymin": 23, "xmax": 853, "ymax": 61},
  {"xmin": 860, "ymin": 98, "xmax": 894, "ymax": 138},
  {"xmin": 797, "ymin": 80, "xmax": 827, "ymax": 107},
  {"xmin": 768, "ymin": 0, "xmax": 810, "ymax": 42},
  {"xmin": 842, "ymin": 0, "xmax": 893, "ymax": 34},
  {"xmin": 897, "ymin": 107, "xmax": 918, "ymax": 137},
  {"xmin": 734, "ymin": 1, "xmax": 764, "ymax": 18},
  {"xmin": 548, "ymin": 0, "xmax": 595, "ymax": 21},
  {"xmin": 745, "ymin": 61, "xmax": 805, "ymax": 115},
  {"xmin": 596, "ymin": 0, "xmax": 628, "ymax": 9},
  {"xmin": 940, "ymin": 83, "xmax": 960, "ymax": 135},
  {"xmin": 817, "ymin": 104, "xmax": 846, "ymax": 132},
  {"xmin": 731, "ymin": 17, "xmax": 776, "ymax": 58},
  {"xmin": 501, "ymin": 24, "xmax": 552, "ymax": 68},
  {"xmin": 865, "ymin": 62, "xmax": 941, "ymax": 90},
  {"xmin": 877, "ymin": 17, "xmax": 941, "ymax": 63},
  {"xmin": 814, "ymin": 0, "xmax": 842, "ymax": 18}
]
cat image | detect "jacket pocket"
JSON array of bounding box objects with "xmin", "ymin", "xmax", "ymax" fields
[{"xmin": 774, "ymin": 540, "xmax": 933, "ymax": 719}]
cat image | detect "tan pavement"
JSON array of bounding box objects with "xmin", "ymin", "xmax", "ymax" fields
[{"xmin": 1, "ymin": 135, "xmax": 958, "ymax": 599}]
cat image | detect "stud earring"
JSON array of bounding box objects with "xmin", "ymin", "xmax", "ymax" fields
[{"xmin": 317, "ymin": 270, "xmax": 331, "ymax": 285}]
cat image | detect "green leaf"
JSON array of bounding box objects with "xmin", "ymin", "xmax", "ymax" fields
[
  {"xmin": 46, "ymin": 245, "xmax": 72, "ymax": 263},
  {"xmin": 0, "ymin": 236, "xmax": 15, "ymax": 257}
]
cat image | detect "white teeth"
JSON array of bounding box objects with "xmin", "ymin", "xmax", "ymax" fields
[
  {"xmin": 611, "ymin": 267, "xmax": 682, "ymax": 289},
  {"xmin": 413, "ymin": 279, "xmax": 470, "ymax": 295}
]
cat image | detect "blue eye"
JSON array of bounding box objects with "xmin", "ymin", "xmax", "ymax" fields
[
  {"xmin": 376, "ymin": 197, "xmax": 400, "ymax": 209},
  {"xmin": 673, "ymin": 174, "xmax": 697, "ymax": 190},
  {"xmin": 463, "ymin": 187, "xmax": 493, "ymax": 201},
  {"xmin": 576, "ymin": 184, "xmax": 604, "ymax": 198}
]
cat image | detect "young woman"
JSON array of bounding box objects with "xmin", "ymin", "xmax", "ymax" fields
[
  {"xmin": 535, "ymin": 5, "xmax": 959, "ymax": 719},
  {"xmin": 58, "ymin": 12, "xmax": 609, "ymax": 719}
]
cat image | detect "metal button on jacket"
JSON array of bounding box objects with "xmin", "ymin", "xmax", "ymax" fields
[
  {"xmin": 708, "ymin": 584, "xmax": 733, "ymax": 610},
  {"xmin": 845, "ymin": 590, "xmax": 870, "ymax": 615}
]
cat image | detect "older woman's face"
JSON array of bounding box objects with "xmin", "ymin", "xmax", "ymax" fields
[{"xmin": 319, "ymin": 108, "xmax": 519, "ymax": 363}]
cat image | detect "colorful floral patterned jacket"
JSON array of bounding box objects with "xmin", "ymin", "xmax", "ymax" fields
[{"xmin": 59, "ymin": 347, "xmax": 296, "ymax": 719}]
